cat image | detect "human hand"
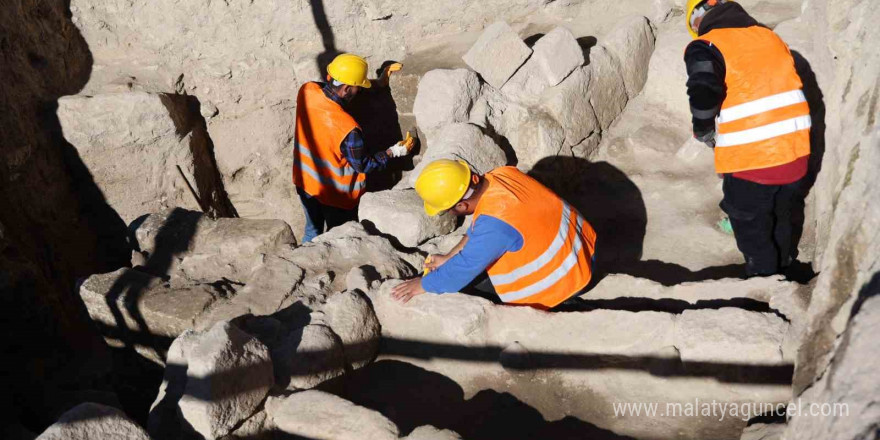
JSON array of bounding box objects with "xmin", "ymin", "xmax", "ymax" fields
[
  {"xmin": 424, "ymin": 253, "xmax": 451, "ymax": 271},
  {"xmin": 694, "ymin": 129, "xmax": 716, "ymax": 148},
  {"xmin": 391, "ymin": 278, "xmax": 426, "ymax": 303}
]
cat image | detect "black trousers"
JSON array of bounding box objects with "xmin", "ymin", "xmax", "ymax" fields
[{"xmin": 720, "ymin": 174, "xmax": 805, "ymax": 277}]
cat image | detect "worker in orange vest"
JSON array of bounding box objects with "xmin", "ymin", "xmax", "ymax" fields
[
  {"xmin": 685, "ymin": 0, "xmax": 811, "ymax": 277},
  {"xmin": 392, "ymin": 160, "xmax": 597, "ymax": 310},
  {"xmin": 293, "ymin": 53, "xmax": 414, "ymax": 242}
]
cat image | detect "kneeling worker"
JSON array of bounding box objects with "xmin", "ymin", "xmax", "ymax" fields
[
  {"xmin": 293, "ymin": 53, "xmax": 414, "ymax": 243},
  {"xmin": 392, "ymin": 160, "xmax": 597, "ymax": 309}
]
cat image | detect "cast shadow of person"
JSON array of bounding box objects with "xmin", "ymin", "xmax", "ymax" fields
[{"xmin": 529, "ymin": 156, "xmax": 748, "ymax": 288}]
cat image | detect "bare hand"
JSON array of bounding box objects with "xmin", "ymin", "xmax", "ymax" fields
[{"xmin": 391, "ymin": 278, "xmax": 426, "ymax": 303}]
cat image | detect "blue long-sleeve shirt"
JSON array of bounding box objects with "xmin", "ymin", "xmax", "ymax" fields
[
  {"xmin": 421, "ymin": 215, "xmax": 524, "ymax": 293},
  {"xmin": 321, "ymin": 83, "xmax": 389, "ymax": 173}
]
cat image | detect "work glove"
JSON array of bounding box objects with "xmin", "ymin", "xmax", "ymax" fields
[
  {"xmin": 387, "ymin": 131, "xmax": 416, "ymax": 158},
  {"xmin": 694, "ymin": 129, "xmax": 716, "ymax": 148},
  {"xmin": 377, "ymin": 62, "xmax": 402, "ymax": 87}
]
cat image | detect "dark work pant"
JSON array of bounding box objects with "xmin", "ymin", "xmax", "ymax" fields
[
  {"xmin": 296, "ymin": 187, "xmax": 357, "ymax": 243},
  {"xmin": 720, "ymin": 174, "xmax": 804, "ymax": 277}
]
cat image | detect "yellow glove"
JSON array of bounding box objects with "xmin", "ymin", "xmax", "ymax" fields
[
  {"xmin": 402, "ymin": 131, "xmax": 415, "ymax": 153},
  {"xmin": 423, "ymin": 255, "xmax": 432, "ymax": 275},
  {"xmin": 384, "ymin": 62, "xmax": 402, "ymax": 77}
]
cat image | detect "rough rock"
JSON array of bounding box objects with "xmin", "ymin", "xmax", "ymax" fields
[
  {"xmin": 278, "ymin": 222, "xmax": 418, "ymax": 290},
  {"xmin": 36, "ymin": 403, "xmax": 151, "ymax": 440},
  {"xmin": 412, "ymin": 69, "xmax": 481, "ymax": 134},
  {"xmin": 587, "ymin": 46, "xmax": 629, "ymax": 131},
  {"xmin": 266, "ymin": 390, "xmax": 399, "ymax": 440},
  {"xmin": 57, "ymin": 92, "xmax": 232, "ymax": 223},
  {"xmin": 511, "ymin": 112, "xmax": 565, "ymax": 170},
  {"xmin": 741, "ymin": 423, "xmax": 785, "ymax": 440},
  {"xmin": 530, "ymin": 26, "xmax": 584, "ymax": 86},
  {"xmin": 359, "ymin": 189, "xmax": 456, "ymax": 248},
  {"xmin": 79, "ymin": 268, "xmax": 218, "ymax": 355},
  {"xmin": 272, "ymin": 324, "xmax": 346, "ymax": 390},
  {"xmin": 148, "ymin": 330, "xmax": 199, "ymax": 438},
  {"xmin": 404, "ymin": 425, "xmax": 463, "ymax": 440},
  {"xmin": 462, "ymin": 21, "xmax": 532, "ymax": 89},
  {"xmin": 345, "ymin": 266, "xmax": 380, "ymax": 293},
  {"xmin": 784, "ymin": 294, "xmax": 880, "ymax": 440},
  {"xmin": 675, "ymin": 308, "xmax": 789, "ymax": 365},
  {"xmin": 540, "ymin": 67, "xmax": 599, "ymax": 148},
  {"xmin": 499, "ymin": 52, "xmax": 552, "ymax": 106},
  {"xmin": 323, "ymin": 290, "xmax": 382, "ymax": 369},
  {"xmin": 368, "ymin": 280, "xmax": 791, "ymax": 439},
  {"xmin": 404, "ymin": 123, "xmax": 507, "ymax": 187},
  {"xmin": 601, "ymin": 16, "xmax": 656, "ymax": 99},
  {"xmin": 177, "ymin": 321, "xmax": 274, "ymax": 440},
  {"xmin": 196, "ymin": 256, "xmax": 305, "ymax": 329},
  {"xmin": 133, "ymin": 208, "xmax": 295, "ymax": 283}
]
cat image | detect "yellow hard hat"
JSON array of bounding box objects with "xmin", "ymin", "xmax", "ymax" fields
[
  {"xmin": 327, "ymin": 53, "xmax": 371, "ymax": 88},
  {"xmin": 686, "ymin": 0, "xmax": 732, "ymax": 39},
  {"xmin": 414, "ymin": 159, "xmax": 472, "ymax": 216}
]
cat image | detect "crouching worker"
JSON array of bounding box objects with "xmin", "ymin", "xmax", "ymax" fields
[
  {"xmin": 293, "ymin": 53, "xmax": 414, "ymax": 243},
  {"xmin": 391, "ymin": 159, "xmax": 597, "ymax": 310}
]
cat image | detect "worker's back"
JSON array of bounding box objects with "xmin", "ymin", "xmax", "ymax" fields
[{"xmin": 474, "ymin": 167, "xmax": 596, "ymax": 309}]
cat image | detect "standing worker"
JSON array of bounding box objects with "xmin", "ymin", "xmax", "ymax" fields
[
  {"xmin": 293, "ymin": 53, "xmax": 414, "ymax": 242},
  {"xmin": 392, "ymin": 160, "xmax": 597, "ymax": 310},
  {"xmin": 684, "ymin": 0, "xmax": 811, "ymax": 277}
]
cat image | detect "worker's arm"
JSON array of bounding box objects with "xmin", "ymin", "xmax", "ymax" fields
[
  {"xmin": 684, "ymin": 40, "xmax": 726, "ymax": 145},
  {"xmin": 425, "ymin": 235, "xmax": 469, "ymax": 271},
  {"xmin": 341, "ymin": 128, "xmax": 389, "ymax": 173},
  {"xmin": 421, "ymin": 216, "xmax": 523, "ymax": 294}
]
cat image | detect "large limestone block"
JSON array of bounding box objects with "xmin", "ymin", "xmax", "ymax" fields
[
  {"xmin": 531, "ymin": 26, "xmax": 584, "ymax": 86},
  {"xmin": 587, "ymin": 46, "xmax": 629, "ymax": 130},
  {"xmin": 405, "ymin": 123, "xmax": 507, "ymax": 187},
  {"xmin": 359, "ymin": 189, "xmax": 456, "ymax": 248},
  {"xmin": 675, "ymin": 308, "xmax": 789, "ymax": 365},
  {"xmin": 178, "ymin": 321, "xmax": 274, "ymax": 440},
  {"xmin": 278, "ymin": 222, "xmax": 418, "ymax": 288},
  {"xmin": 36, "ymin": 403, "xmax": 151, "ymax": 440},
  {"xmin": 540, "ymin": 67, "xmax": 599, "ymax": 148},
  {"xmin": 148, "ymin": 330, "xmax": 199, "ymax": 438},
  {"xmin": 133, "ymin": 208, "xmax": 295, "ymax": 283},
  {"xmin": 602, "ymin": 16, "xmax": 656, "ymax": 99},
  {"xmin": 463, "ymin": 21, "xmax": 532, "ymax": 89},
  {"xmin": 511, "ymin": 112, "xmax": 565, "ymax": 170},
  {"xmin": 323, "ymin": 290, "xmax": 382, "ymax": 369},
  {"xmin": 272, "ymin": 324, "xmax": 346, "ymax": 390},
  {"xmin": 79, "ymin": 268, "xmax": 217, "ymax": 347},
  {"xmin": 266, "ymin": 390, "xmax": 399, "ymax": 440},
  {"xmin": 784, "ymin": 294, "xmax": 880, "ymax": 440},
  {"xmin": 195, "ymin": 256, "xmax": 306, "ymax": 329},
  {"xmin": 499, "ymin": 54, "xmax": 551, "ymax": 106},
  {"xmin": 57, "ymin": 92, "xmax": 231, "ymax": 223},
  {"xmin": 412, "ymin": 69, "xmax": 481, "ymax": 134}
]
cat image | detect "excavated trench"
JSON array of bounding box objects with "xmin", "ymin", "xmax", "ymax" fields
[{"xmin": 3, "ymin": 1, "xmax": 878, "ymax": 440}]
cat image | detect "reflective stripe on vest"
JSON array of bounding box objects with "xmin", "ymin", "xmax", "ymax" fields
[
  {"xmin": 295, "ymin": 144, "xmax": 367, "ymax": 193},
  {"xmin": 492, "ymin": 205, "xmax": 588, "ymax": 303},
  {"xmin": 475, "ymin": 167, "xmax": 596, "ymax": 309},
  {"xmin": 292, "ymin": 82, "xmax": 365, "ymax": 209},
  {"xmin": 699, "ymin": 26, "xmax": 811, "ymax": 173}
]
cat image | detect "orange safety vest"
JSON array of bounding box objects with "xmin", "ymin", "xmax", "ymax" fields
[
  {"xmin": 292, "ymin": 82, "xmax": 367, "ymax": 210},
  {"xmin": 473, "ymin": 167, "xmax": 597, "ymax": 309},
  {"xmin": 699, "ymin": 26, "xmax": 811, "ymax": 174}
]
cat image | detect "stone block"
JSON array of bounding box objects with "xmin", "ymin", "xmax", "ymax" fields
[
  {"xmin": 531, "ymin": 26, "xmax": 584, "ymax": 86},
  {"xmin": 602, "ymin": 16, "xmax": 656, "ymax": 99},
  {"xmin": 675, "ymin": 308, "xmax": 789, "ymax": 365},
  {"xmin": 413, "ymin": 69, "xmax": 481, "ymax": 134},
  {"xmin": 405, "ymin": 123, "xmax": 507, "ymax": 188},
  {"xmin": 359, "ymin": 189, "xmax": 456, "ymax": 248},
  {"xmin": 587, "ymin": 46, "xmax": 629, "ymax": 130},
  {"xmin": 323, "ymin": 290, "xmax": 381, "ymax": 369},
  {"xmin": 266, "ymin": 390, "xmax": 399, "ymax": 440},
  {"xmin": 178, "ymin": 322, "xmax": 274, "ymax": 440},
  {"xmin": 36, "ymin": 403, "xmax": 151, "ymax": 440},
  {"xmin": 462, "ymin": 21, "xmax": 532, "ymax": 89},
  {"xmin": 272, "ymin": 324, "xmax": 346, "ymax": 390},
  {"xmin": 540, "ymin": 67, "xmax": 599, "ymax": 148}
]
